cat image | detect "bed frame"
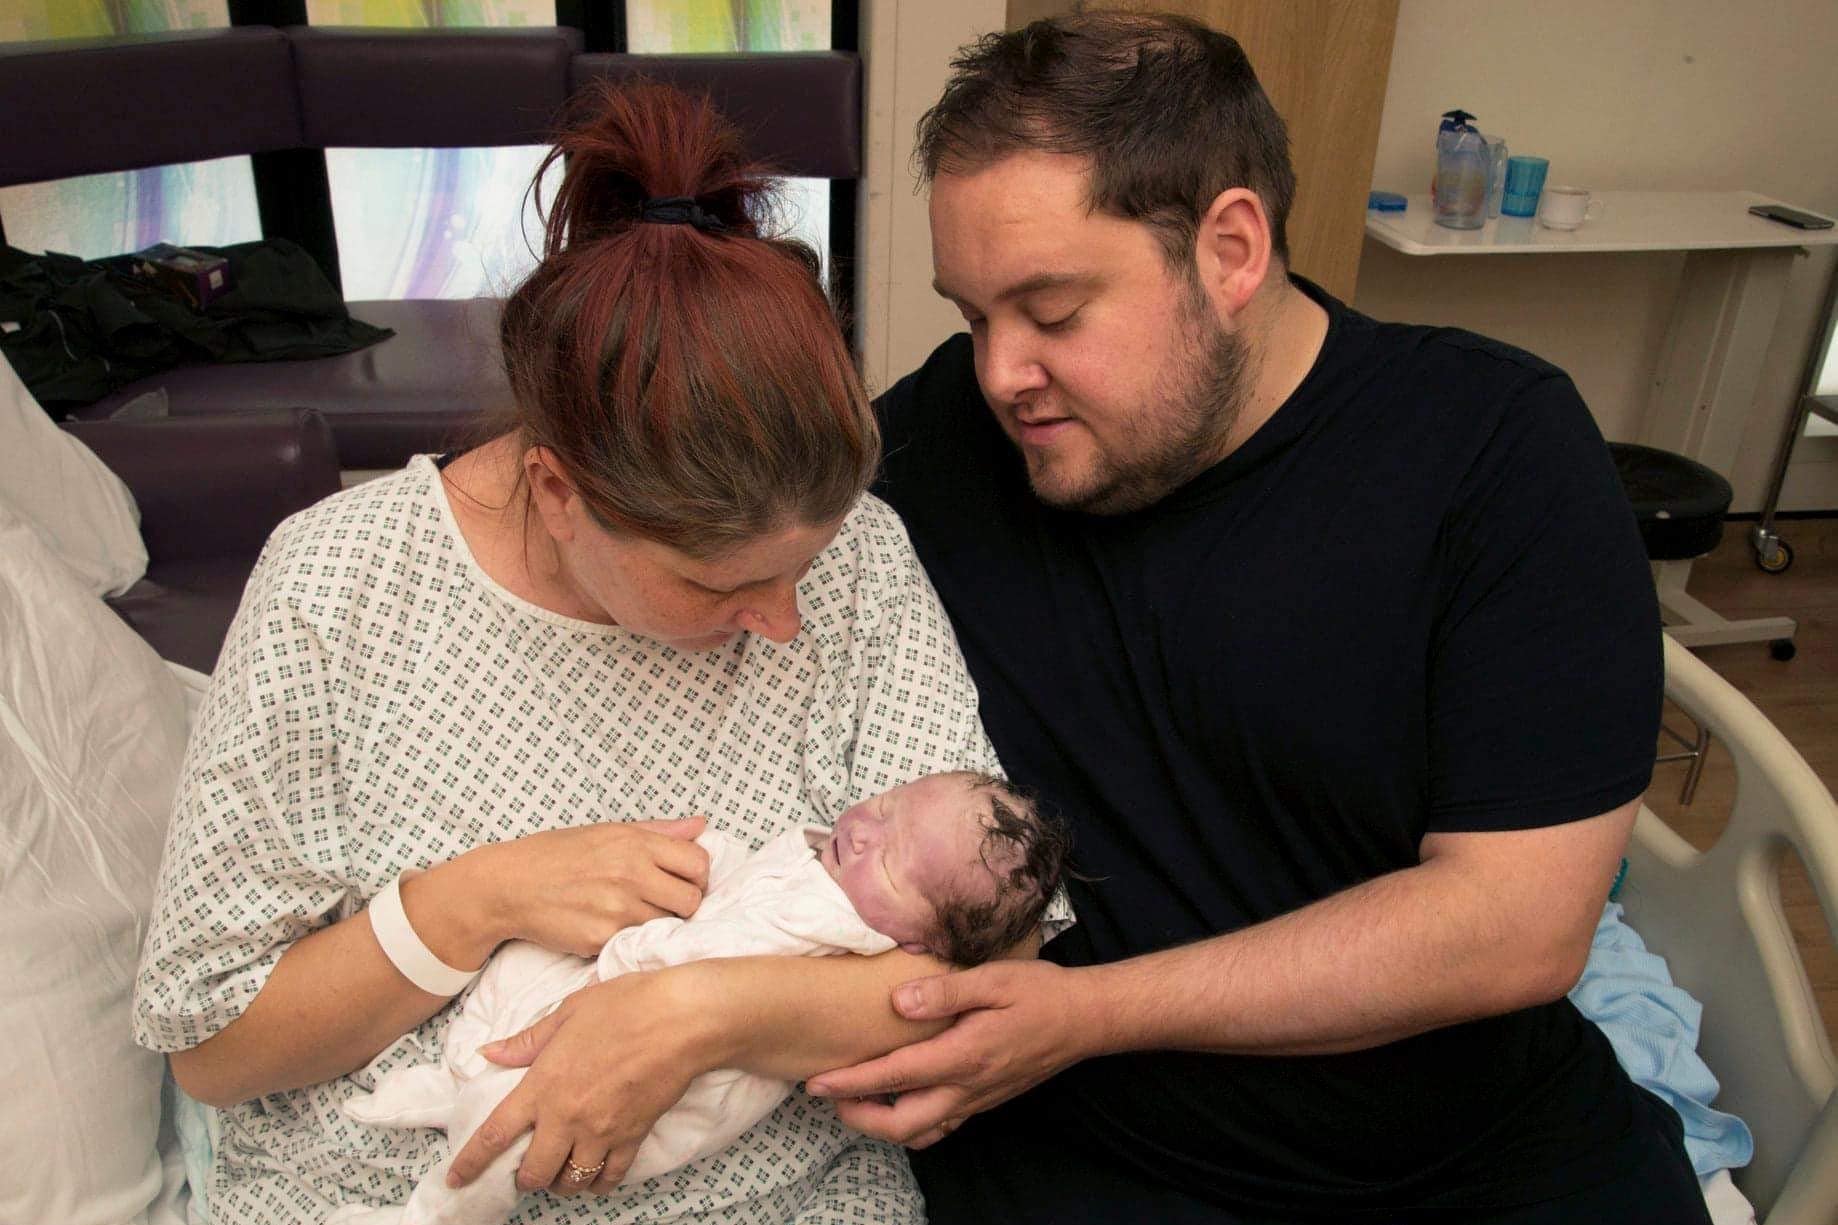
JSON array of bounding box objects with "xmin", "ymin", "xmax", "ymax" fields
[{"xmin": 1622, "ymin": 636, "xmax": 1838, "ymax": 1222}]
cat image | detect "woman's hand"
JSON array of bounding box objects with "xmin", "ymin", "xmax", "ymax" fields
[
  {"xmin": 466, "ymin": 817, "xmax": 711, "ymax": 960},
  {"xmin": 444, "ymin": 966, "xmax": 723, "ymax": 1195}
]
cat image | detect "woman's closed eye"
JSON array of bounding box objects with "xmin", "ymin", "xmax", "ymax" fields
[{"xmin": 695, "ymin": 558, "xmax": 815, "ymax": 598}]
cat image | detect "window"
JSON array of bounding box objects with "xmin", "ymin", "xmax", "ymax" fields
[
  {"xmin": 0, "ymin": 158, "xmax": 262, "ymax": 262},
  {"xmin": 303, "ymin": 0, "xmax": 543, "ymax": 26},
  {"xmin": 0, "ymin": 0, "xmax": 228, "ymax": 42},
  {"xmin": 626, "ymin": 2, "xmax": 830, "ymax": 52},
  {"xmin": 323, "ymin": 145, "xmax": 556, "ymax": 299}
]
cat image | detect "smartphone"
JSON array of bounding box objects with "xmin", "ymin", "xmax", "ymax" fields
[{"xmin": 1748, "ymin": 203, "xmax": 1835, "ymax": 230}]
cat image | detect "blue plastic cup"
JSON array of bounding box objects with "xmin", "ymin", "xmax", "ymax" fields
[{"xmin": 1501, "ymin": 156, "xmax": 1549, "ymax": 218}]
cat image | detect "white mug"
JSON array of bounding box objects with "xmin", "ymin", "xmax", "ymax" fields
[{"xmin": 1538, "ymin": 186, "xmax": 1603, "ymax": 230}]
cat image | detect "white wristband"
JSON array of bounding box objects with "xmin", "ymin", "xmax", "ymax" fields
[{"xmin": 367, "ymin": 871, "xmax": 480, "ymax": 997}]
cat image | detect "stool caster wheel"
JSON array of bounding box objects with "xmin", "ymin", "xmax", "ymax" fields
[
  {"xmin": 1769, "ymin": 638, "xmax": 1797, "ymax": 662},
  {"xmin": 1755, "ymin": 539, "xmax": 1794, "ymax": 574}
]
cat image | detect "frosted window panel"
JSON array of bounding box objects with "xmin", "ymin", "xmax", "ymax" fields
[
  {"xmin": 325, "ymin": 145, "xmax": 559, "ymax": 300},
  {"xmin": 304, "ymin": 0, "xmax": 546, "ymax": 25},
  {"xmin": 324, "ymin": 149, "xmax": 824, "ymax": 300},
  {"xmin": 627, "ymin": 0, "xmax": 830, "ymax": 52},
  {"xmin": 770, "ymin": 177, "xmax": 831, "ymax": 286},
  {"xmin": 0, "ymin": 157, "xmax": 261, "ymax": 260},
  {"xmin": 0, "ymin": 0, "xmax": 227, "ymax": 41}
]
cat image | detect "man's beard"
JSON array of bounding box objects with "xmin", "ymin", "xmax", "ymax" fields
[{"xmin": 1029, "ymin": 295, "xmax": 1254, "ymax": 516}]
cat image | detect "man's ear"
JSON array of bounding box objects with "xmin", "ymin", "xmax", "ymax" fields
[
  {"xmin": 523, "ymin": 446, "xmax": 578, "ymax": 543},
  {"xmin": 1192, "ymin": 186, "xmax": 1273, "ymax": 320}
]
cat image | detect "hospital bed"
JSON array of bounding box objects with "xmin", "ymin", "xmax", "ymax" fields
[{"xmin": 1622, "ymin": 636, "xmax": 1838, "ymax": 1222}]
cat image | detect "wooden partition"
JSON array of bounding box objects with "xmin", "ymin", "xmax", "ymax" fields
[{"xmin": 1006, "ymin": 0, "xmax": 1398, "ymax": 302}]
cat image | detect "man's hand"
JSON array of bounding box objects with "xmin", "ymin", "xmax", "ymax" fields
[{"xmin": 805, "ymin": 959, "xmax": 1095, "ymax": 1148}]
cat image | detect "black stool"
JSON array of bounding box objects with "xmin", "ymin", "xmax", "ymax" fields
[
  {"xmin": 1609, "ymin": 442, "xmax": 1735, "ymax": 804},
  {"xmin": 1611, "ymin": 442, "xmax": 1733, "ymax": 561}
]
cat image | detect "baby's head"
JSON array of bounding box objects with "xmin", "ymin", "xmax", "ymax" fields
[{"xmin": 819, "ymin": 771, "xmax": 1068, "ymax": 966}]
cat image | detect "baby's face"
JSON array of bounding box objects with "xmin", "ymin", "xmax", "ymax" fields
[{"xmin": 819, "ymin": 773, "xmax": 1001, "ymax": 952}]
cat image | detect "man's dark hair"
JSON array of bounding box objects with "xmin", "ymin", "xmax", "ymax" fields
[
  {"xmin": 915, "ymin": 11, "xmax": 1297, "ymax": 269},
  {"xmin": 930, "ymin": 776, "xmax": 1071, "ymax": 967}
]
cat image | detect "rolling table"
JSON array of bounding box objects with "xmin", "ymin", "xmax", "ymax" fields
[{"xmin": 1365, "ymin": 190, "xmax": 1838, "ymax": 651}]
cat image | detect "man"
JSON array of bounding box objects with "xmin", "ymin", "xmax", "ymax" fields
[{"xmin": 804, "ymin": 12, "xmax": 1709, "ymax": 1224}]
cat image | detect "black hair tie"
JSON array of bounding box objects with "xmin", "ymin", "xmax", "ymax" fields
[{"xmin": 639, "ymin": 195, "xmax": 727, "ymax": 233}]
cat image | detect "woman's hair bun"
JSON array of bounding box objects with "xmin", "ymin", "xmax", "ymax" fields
[
  {"xmin": 537, "ymin": 79, "xmax": 770, "ymax": 255},
  {"xmin": 495, "ymin": 77, "xmax": 868, "ymax": 560}
]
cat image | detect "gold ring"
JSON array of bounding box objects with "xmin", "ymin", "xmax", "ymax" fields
[{"xmin": 564, "ymin": 1157, "xmax": 606, "ymax": 1184}]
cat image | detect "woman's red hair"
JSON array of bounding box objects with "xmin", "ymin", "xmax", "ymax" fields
[{"xmin": 497, "ymin": 80, "xmax": 875, "ymax": 557}]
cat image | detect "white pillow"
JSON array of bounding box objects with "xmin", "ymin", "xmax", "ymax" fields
[
  {"xmin": 0, "ymin": 494, "xmax": 190, "ymax": 1225},
  {"xmin": 0, "ymin": 352, "xmax": 148, "ymax": 597}
]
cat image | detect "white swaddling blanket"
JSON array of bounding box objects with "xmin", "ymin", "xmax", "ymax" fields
[{"xmin": 332, "ymin": 825, "xmax": 894, "ymax": 1225}]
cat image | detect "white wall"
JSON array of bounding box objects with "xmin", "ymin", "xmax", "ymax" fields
[
  {"xmin": 855, "ymin": 0, "xmax": 1006, "ymax": 396},
  {"xmin": 1355, "ymin": 0, "xmax": 1838, "ymax": 511}
]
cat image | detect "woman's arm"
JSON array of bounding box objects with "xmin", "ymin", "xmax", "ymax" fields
[
  {"xmin": 171, "ymin": 819, "xmax": 711, "ymax": 1107},
  {"xmin": 168, "ymin": 851, "xmax": 503, "ymax": 1107},
  {"xmin": 445, "ymin": 938, "xmax": 1053, "ymax": 1191},
  {"xmin": 692, "ymin": 928, "xmax": 1040, "ymax": 1079}
]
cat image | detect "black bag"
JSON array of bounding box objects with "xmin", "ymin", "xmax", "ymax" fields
[{"xmin": 0, "ymin": 238, "xmax": 392, "ymax": 412}]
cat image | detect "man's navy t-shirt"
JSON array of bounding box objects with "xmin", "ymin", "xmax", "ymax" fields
[{"xmin": 872, "ymin": 280, "xmax": 1666, "ymax": 1219}]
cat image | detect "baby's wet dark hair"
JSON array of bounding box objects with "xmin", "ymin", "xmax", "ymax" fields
[{"xmin": 929, "ymin": 774, "xmax": 1071, "ymax": 967}]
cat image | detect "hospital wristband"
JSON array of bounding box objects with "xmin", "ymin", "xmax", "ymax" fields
[{"xmin": 367, "ymin": 870, "xmax": 481, "ymax": 997}]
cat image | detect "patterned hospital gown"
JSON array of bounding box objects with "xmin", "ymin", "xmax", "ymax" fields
[{"xmin": 132, "ymin": 455, "xmax": 1038, "ymax": 1224}]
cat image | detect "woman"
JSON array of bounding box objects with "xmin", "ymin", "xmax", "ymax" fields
[{"xmin": 132, "ymin": 83, "xmax": 1043, "ymax": 1224}]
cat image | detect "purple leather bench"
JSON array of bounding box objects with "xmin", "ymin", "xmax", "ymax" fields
[
  {"xmin": 79, "ymin": 298, "xmax": 513, "ymax": 469},
  {"xmin": 5, "ymin": 25, "xmax": 862, "ymax": 470},
  {"xmin": 63, "ymin": 409, "xmax": 343, "ymax": 673}
]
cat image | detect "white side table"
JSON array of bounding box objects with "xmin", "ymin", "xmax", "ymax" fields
[{"xmin": 1365, "ymin": 191, "xmax": 1838, "ymax": 650}]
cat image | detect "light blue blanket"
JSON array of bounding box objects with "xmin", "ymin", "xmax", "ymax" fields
[{"xmin": 1570, "ymin": 902, "xmax": 1754, "ymax": 1176}]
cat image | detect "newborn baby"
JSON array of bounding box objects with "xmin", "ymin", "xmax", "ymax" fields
[{"xmin": 332, "ymin": 771, "xmax": 1067, "ymax": 1225}]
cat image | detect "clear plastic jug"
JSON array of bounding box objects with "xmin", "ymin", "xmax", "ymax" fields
[{"xmin": 1432, "ymin": 109, "xmax": 1489, "ymax": 230}]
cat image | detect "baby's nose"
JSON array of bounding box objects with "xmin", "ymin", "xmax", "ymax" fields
[{"xmin": 847, "ymin": 822, "xmax": 869, "ymax": 853}]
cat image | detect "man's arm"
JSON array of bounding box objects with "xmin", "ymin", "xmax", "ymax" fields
[
  {"xmin": 805, "ymin": 800, "xmax": 1636, "ymax": 1143},
  {"xmin": 1090, "ymin": 802, "xmax": 1635, "ymax": 1056}
]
